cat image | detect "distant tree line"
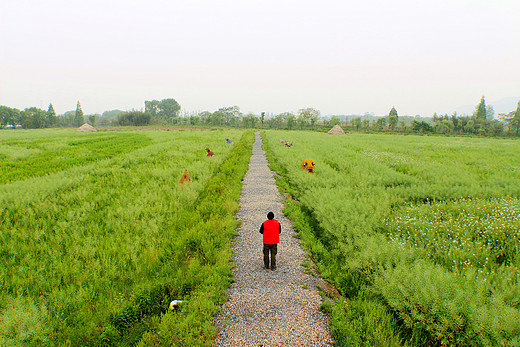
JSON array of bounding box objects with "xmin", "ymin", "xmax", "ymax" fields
[
  {"xmin": 344, "ymin": 97, "xmax": 520, "ymax": 137},
  {"xmin": 0, "ymin": 101, "xmax": 89, "ymax": 129},
  {"xmin": 2, "ymin": 96, "xmax": 520, "ymax": 137}
]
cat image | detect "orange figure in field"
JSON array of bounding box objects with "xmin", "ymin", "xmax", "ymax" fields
[
  {"xmin": 179, "ymin": 170, "xmax": 191, "ymax": 184},
  {"xmin": 301, "ymin": 159, "xmax": 315, "ymax": 173},
  {"xmin": 206, "ymin": 148, "xmax": 214, "ymax": 157}
]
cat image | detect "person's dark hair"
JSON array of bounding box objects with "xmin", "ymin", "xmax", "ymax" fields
[{"xmin": 267, "ymin": 212, "xmax": 274, "ymax": 220}]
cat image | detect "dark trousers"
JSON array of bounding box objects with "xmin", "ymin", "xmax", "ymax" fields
[{"xmin": 263, "ymin": 244, "xmax": 278, "ymax": 269}]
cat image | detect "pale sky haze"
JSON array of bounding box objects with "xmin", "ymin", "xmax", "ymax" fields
[{"xmin": 1, "ymin": 0, "xmax": 519, "ymax": 117}]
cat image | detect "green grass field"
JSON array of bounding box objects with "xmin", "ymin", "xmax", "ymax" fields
[
  {"xmin": 3, "ymin": 128, "xmax": 520, "ymax": 346},
  {"xmin": 263, "ymin": 131, "xmax": 520, "ymax": 346},
  {"xmin": 0, "ymin": 128, "xmax": 253, "ymax": 346}
]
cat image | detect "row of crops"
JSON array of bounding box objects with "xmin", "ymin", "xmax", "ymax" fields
[
  {"xmin": 263, "ymin": 131, "xmax": 520, "ymax": 346},
  {"xmin": 0, "ymin": 128, "xmax": 254, "ymax": 345}
]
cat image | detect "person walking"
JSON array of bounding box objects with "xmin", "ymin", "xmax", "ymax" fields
[{"xmin": 259, "ymin": 212, "xmax": 281, "ymax": 270}]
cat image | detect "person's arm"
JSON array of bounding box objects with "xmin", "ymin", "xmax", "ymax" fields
[
  {"xmin": 259, "ymin": 222, "xmax": 264, "ymax": 234},
  {"xmin": 279, "ymin": 223, "xmax": 281, "ymax": 234}
]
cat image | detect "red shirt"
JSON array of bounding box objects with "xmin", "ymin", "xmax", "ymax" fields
[{"xmin": 260, "ymin": 219, "xmax": 281, "ymax": 244}]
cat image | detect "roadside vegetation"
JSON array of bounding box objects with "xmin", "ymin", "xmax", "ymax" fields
[
  {"xmin": 0, "ymin": 128, "xmax": 253, "ymax": 346},
  {"xmin": 263, "ymin": 130, "xmax": 520, "ymax": 346}
]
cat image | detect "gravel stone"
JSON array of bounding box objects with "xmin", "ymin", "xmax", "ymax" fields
[{"xmin": 213, "ymin": 132, "xmax": 334, "ymax": 346}]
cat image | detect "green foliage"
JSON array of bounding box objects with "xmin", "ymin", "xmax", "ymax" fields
[
  {"xmin": 19, "ymin": 107, "xmax": 48, "ymax": 129},
  {"xmin": 476, "ymin": 96, "xmax": 487, "ymax": 120},
  {"xmin": 145, "ymin": 98, "xmax": 181, "ymax": 124},
  {"xmin": 263, "ymin": 130, "xmax": 520, "ymax": 346},
  {"xmin": 0, "ymin": 106, "xmax": 19, "ymax": 128},
  {"xmin": 375, "ymin": 261, "xmax": 520, "ymax": 346},
  {"xmin": 116, "ymin": 110, "xmax": 152, "ymax": 126},
  {"xmin": 323, "ymin": 296, "xmax": 410, "ymax": 347},
  {"xmin": 388, "ymin": 107, "xmax": 398, "ymax": 130},
  {"xmin": 411, "ymin": 120, "xmax": 433, "ymax": 133},
  {"xmin": 47, "ymin": 103, "xmax": 57, "ymax": 127},
  {"xmin": 74, "ymin": 101, "xmax": 84, "ymax": 127}
]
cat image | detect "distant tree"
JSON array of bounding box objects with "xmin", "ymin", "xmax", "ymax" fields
[
  {"xmin": 310, "ymin": 115, "xmax": 318, "ymax": 128},
  {"xmin": 157, "ymin": 98, "xmax": 181, "ymax": 122},
  {"xmin": 374, "ymin": 117, "xmax": 387, "ymax": 131},
  {"xmin": 475, "ymin": 96, "xmax": 487, "ymax": 120},
  {"xmin": 388, "ymin": 107, "xmax": 398, "ymax": 130},
  {"xmin": 297, "ymin": 107, "xmax": 320, "ymax": 127},
  {"xmin": 278, "ymin": 112, "xmax": 295, "ymax": 129},
  {"xmin": 330, "ymin": 116, "xmax": 340, "ymax": 126},
  {"xmin": 87, "ymin": 114, "xmax": 100, "ymax": 126},
  {"xmin": 20, "ymin": 107, "xmax": 47, "ymax": 128},
  {"xmin": 351, "ymin": 117, "xmax": 362, "ymax": 131},
  {"xmin": 412, "ymin": 120, "xmax": 433, "ymax": 133},
  {"xmin": 198, "ymin": 111, "xmax": 213, "ymax": 125},
  {"xmin": 362, "ymin": 119, "xmax": 370, "ymax": 130},
  {"xmin": 266, "ymin": 117, "xmax": 276, "ymax": 129},
  {"xmin": 464, "ymin": 119, "xmax": 476, "ymax": 134},
  {"xmin": 488, "ymin": 119, "xmax": 504, "ymax": 136},
  {"xmin": 98, "ymin": 115, "xmax": 111, "ymax": 126},
  {"xmin": 144, "ymin": 100, "xmax": 160, "ymax": 117},
  {"xmin": 434, "ymin": 119, "xmax": 454, "ymax": 134},
  {"xmin": 225, "ymin": 106, "xmax": 242, "ymax": 126},
  {"xmin": 102, "ymin": 110, "xmax": 124, "ymax": 120},
  {"xmin": 296, "ymin": 115, "xmax": 306, "ymax": 129},
  {"xmin": 57, "ymin": 111, "xmax": 75, "ymax": 127},
  {"xmin": 486, "ymin": 105, "xmax": 495, "ymax": 119},
  {"xmin": 212, "ymin": 106, "xmax": 241, "ymax": 126},
  {"xmin": 74, "ymin": 101, "xmax": 84, "ymax": 127},
  {"xmin": 242, "ymin": 114, "xmax": 258, "ymax": 128},
  {"xmin": 187, "ymin": 115, "xmax": 199, "ymax": 125},
  {"xmin": 513, "ymin": 101, "xmax": 520, "ymax": 136},
  {"xmin": 503, "ymin": 101, "xmax": 520, "ymax": 136},
  {"xmin": 260, "ymin": 112, "xmax": 265, "ymax": 126},
  {"xmin": 47, "ymin": 103, "xmax": 57, "ymax": 127},
  {"xmin": 0, "ymin": 105, "xmax": 20, "ymax": 128},
  {"xmin": 117, "ymin": 110, "xmax": 151, "ymax": 126},
  {"xmin": 273, "ymin": 114, "xmax": 284, "ymax": 129}
]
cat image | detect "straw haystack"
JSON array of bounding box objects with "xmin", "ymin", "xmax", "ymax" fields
[
  {"xmin": 328, "ymin": 124, "xmax": 345, "ymax": 135},
  {"xmin": 77, "ymin": 123, "xmax": 97, "ymax": 132}
]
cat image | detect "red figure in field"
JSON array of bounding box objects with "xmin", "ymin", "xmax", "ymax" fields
[
  {"xmin": 259, "ymin": 212, "xmax": 281, "ymax": 270},
  {"xmin": 179, "ymin": 170, "xmax": 191, "ymax": 184},
  {"xmin": 206, "ymin": 148, "xmax": 214, "ymax": 157}
]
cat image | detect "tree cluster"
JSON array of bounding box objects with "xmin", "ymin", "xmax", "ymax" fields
[
  {"xmin": 186, "ymin": 106, "xmax": 322, "ymax": 130},
  {"xmin": 0, "ymin": 104, "xmax": 57, "ymax": 129},
  {"xmin": 144, "ymin": 98, "xmax": 181, "ymax": 124},
  {"xmin": 344, "ymin": 97, "xmax": 520, "ymax": 137}
]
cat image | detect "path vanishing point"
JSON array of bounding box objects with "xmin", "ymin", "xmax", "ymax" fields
[{"xmin": 213, "ymin": 132, "xmax": 334, "ymax": 346}]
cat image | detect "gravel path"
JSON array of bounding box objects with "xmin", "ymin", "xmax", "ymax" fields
[{"xmin": 213, "ymin": 132, "xmax": 334, "ymax": 347}]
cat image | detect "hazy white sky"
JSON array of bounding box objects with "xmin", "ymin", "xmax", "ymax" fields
[{"xmin": 1, "ymin": 0, "xmax": 519, "ymax": 116}]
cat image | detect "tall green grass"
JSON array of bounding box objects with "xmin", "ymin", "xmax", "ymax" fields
[
  {"xmin": 0, "ymin": 129, "xmax": 152, "ymax": 184},
  {"xmin": 263, "ymin": 131, "xmax": 520, "ymax": 346},
  {"xmin": 0, "ymin": 128, "xmax": 253, "ymax": 345}
]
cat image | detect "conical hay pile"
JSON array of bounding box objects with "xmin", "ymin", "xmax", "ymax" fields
[
  {"xmin": 328, "ymin": 124, "xmax": 345, "ymax": 135},
  {"xmin": 77, "ymin": 123, "xmax": 97, "ymax": 132}
]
